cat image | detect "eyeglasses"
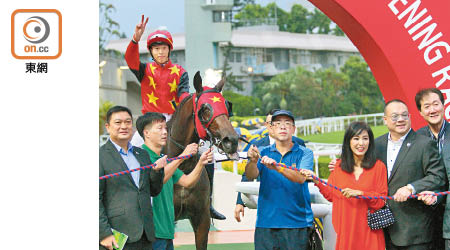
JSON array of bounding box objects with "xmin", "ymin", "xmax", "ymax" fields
[
  {"xmin": 271, "ymin": 121, "xmax": 294, "ymax": 127},
  {"xmin": 388, "ymin": 113, "xmax": 410, "ymax": 122}
]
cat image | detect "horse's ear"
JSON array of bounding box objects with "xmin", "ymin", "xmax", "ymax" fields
[
  {"xmin": 194, "ymin": 71, "xmax": 203, "ymax": 94},
  {"xmin": 214, "ymin": 77, "xmax": 226, "ymax": 92}
]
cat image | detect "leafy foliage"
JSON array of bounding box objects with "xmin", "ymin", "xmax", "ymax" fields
[
  {"xmin": 223, "ymin": 91, "xmax": 262, "ymax": 116},
  {"xmin": 233, "ymin": 0, "xmax": 256, "ymax": 12},
  {"xmin": 341, "ymin": 57, "xmax": 384, "ymax": 114},
  {"xmin": 99, "ymin": 99, "xmax": 115, "ymax": 135},
  {"xmin": 233, "ymin": 2, "xmax": 344, "ymax": 36},
  {"xmin": 253, "ymin": 56, "xmax": 383, "ymax": 118},
  {"xmin": 99, "ymin": 1, "xmax": 125, "ymax": 54},
  {"xmin": 221, "ymin": 43, "xmax": 243, "ymax": 91}
]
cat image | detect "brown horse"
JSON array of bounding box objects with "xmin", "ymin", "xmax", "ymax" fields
[{"xmin": 166, "ymin": 72, "xmax": 239, "ymax": 249}]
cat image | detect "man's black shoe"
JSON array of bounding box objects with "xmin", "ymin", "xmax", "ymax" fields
[{"xmin": 210, "ymin": 206, "xmax": 226, "ymax": 220}]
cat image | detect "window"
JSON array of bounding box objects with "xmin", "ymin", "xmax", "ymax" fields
[
  {"xmin": 235, "ymin": 52, "xmax": 242, "ymax": 63},
  {"xmin": 300, "ymin": 50, "xmax": 311, "ymax": 64},
  {"xmin": 228, "ymin": 52, "xmax": 234, "ymax": 62},
  {"xmin": 228, "ymin": 51, "xmax": 242, "ymax": 63},
  {"xmin": 292, "ymin": 55, "xmax": 297, "ymax": 64},
  {"xmin": 205, "ymin": 0, "xmax": 215, "ymax": 4},
  {"xmin": 171, "ymin": 55, "xmax": 178, "ymax": 63},
  {"xmin": 274, "ymin": 50, "xmax": 281, "ymax": 62},
  {"xmin": 264, "ymin": 49, "xmax": 273, "ymax": 63},
  {"xmin": 213, "ymin": 11, "xmax": 231, "ymax": 23}
]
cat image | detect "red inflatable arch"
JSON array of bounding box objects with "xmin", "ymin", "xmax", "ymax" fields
[{"xmin": 309, "ymin": 0, "xmax": 450, "ymax": 129}]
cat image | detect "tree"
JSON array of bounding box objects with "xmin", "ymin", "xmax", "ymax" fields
[
  {"xmin": 332, "ymin": 25, "xmax": 345, "ymax": 36},
  {"xmin": 255, "ymin": 66, "xmax": 318, "ymax": 117},
  {"xmin": 233, "ymin": 2, "xmax": 346, "ymax": 37},
  {"xmin": 223, "ymin": 91, "xmax": 261, "ymax": 116},
  {"xmin": 307, "ymin": 9, "xmax": 331, "ymax": 34},
  {"xmin": 99, "ymin": 1, "xmax": 122, "ymax": 54},
  {"xmin": 99, "ymin": 99, "xmax": 115, "ymax": 135},
  {"xmin": 340, "ymin": 56, "xmax": 384, "ymax": 114},
  {"xmin": 314, "ymin": 68, "xmax": 351, "ymax": 116},
  {"xmin": 254, "ymin": 61, "xmax": 382, "ymax": 119},
  {"xmin": 234, "ymin": 4, "xmax": 269, "ymax": 25},
  {"xmin": 266, "ymin": 3, "xmax": 289, "ymax": 31},
  {"xmin": 221, "ymin": 43, "xmax": 243, "ymax": 91},
  {"xmin": 286, "ymin": 4, "xmax": 309, "ymax": 33},
  {"xmin": 233, "ymin": 0, "xmax": 256, "ymax": 12}
]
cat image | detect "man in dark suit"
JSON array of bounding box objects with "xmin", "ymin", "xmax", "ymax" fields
[
  {"xmin": 376, "ymin": 99, "xmax": 446, "ymax": 250},
  {"xmin": 234, "ymin": 109, "xmax": 306, "ymax": 222},
  {"xmin": 99, "ymin": 106, "xmax": 165, "ymax": 250},
  {"xmin": 414, "ymin": 88, "xmax": 450, "ymax": 250}
]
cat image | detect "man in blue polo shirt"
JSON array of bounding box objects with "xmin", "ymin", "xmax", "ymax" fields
[{"xmin": 245, "ymin": 109, "xmax": 314, "ymax": 250}]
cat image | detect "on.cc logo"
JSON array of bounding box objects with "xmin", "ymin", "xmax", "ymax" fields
[{"xmin": 11, "ymin": 9, "xmax": 62, "ymax": 59}]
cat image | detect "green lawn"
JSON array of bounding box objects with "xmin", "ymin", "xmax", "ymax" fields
[
  {"xmin": 300, "ymin": 125, "xmax": 388, "ymax": 144},
  {"xmin": 175, "ymin": 243, "xmax": 254, "ymax": 249}
]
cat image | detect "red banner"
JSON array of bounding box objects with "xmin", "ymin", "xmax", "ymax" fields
[{"xmin": 309, "ymin": 0, "xmax": 450, "ymax": 129}]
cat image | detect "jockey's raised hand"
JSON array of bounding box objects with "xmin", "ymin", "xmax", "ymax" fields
[{"xmin": 133, "ymin": 15, "xmax": 149, "ymax": 42}]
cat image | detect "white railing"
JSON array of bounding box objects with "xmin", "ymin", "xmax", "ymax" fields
[
  {"xmin": 295, "ymin": 113, "xmax": 384, "ymax": 136},
  {"xmin": 306, "ymin": 143, "xmax": 341, "ymax": 176}
]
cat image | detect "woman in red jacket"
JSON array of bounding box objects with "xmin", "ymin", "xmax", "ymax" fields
[{"xmin": 302, "ymin": 121, "xmax": 388, "ymax": 250}]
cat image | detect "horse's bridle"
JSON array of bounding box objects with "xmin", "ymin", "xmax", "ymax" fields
[
  {"xmin": 169, "ymin": 89, "xmax": 233, "ymax": 152},
  {"xmin": 193, "ymin": 88, "xmax": 233, "ymax": 150}
]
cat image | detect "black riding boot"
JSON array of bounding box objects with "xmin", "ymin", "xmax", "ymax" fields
[{"xmin": 205, "ymin": 163, "xmax": 226, "ymax": 220}]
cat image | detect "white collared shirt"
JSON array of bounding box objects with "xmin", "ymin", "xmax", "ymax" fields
[
  {"xmin": 269, "ymin": 136, "xmax": 275, "ymax": 145},
  {"xmin": 386, "ymin": 129, "xmax": 411, "ymax": 178}
]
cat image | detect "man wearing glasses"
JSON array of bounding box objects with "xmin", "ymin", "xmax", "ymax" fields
[
  {"xmin": 235, "ymin": 109, "xmax": 306, "ymax": 222},
  {"xmin": 375, "ymin": 99, "xmax": 445, "ymax": 250},
  {"xmin": 245, "ymin": 110, "xmax": 314, "ymax": 250}
]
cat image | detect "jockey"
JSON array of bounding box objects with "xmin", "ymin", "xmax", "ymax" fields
[
  {"xmin": 125, "ymin": 15, "xmax": 190, "ymax": 120},
  {"xmin": 125, "ymin": 15, "xmax": 226, "ymax": 220}
]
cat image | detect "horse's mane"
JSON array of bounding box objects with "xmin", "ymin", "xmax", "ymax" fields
[{"xmin": 167, "ymin": 94, "xmax": 193, "ymax": 130}]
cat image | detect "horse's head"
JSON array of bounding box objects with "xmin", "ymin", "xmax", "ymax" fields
[{"xmin": 193, "ymin": 71, "xmax": 239, "ymax": 159}]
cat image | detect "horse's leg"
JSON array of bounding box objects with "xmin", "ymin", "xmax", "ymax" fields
[
  {"xmin": 189, "ymin": 171, "xmax": 211, "ymax": 250},
  {"xmin": 190, "ymin": 208, "xmax": 211, "ymax": 250}
]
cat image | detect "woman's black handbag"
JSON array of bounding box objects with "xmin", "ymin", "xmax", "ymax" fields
[
  {"xmin": 309, "ymin": 218, "xmax": 323, "ymax": 250},
  {"xmin": 367, "ymin": 203, "xmax": 395, "ymax": 230}
]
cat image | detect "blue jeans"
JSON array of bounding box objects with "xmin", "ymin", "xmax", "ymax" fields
[
  {"xmin": 254, "ymin": 227, "xmax": 309, "ymax": 250},
  {"xmin": 152, "ymin": 238, "xmax": 174, "ymax": 250}
]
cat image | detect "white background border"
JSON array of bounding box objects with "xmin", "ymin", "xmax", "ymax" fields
[{"xmin": 2, "ymin": 1, "xmax": 98, "ymax": 249}]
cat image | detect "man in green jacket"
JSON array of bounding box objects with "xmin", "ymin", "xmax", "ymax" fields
[{"xmin": 136, "ymin": 112, "xmax": 213, "ymax": 250}]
